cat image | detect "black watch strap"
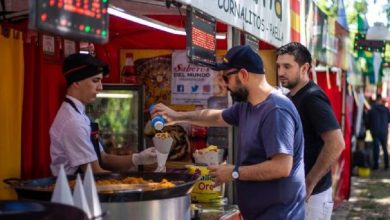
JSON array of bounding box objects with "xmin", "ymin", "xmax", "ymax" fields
[{"xmin": 232, "ymin": 165, "xmax": 240, "ymax": 180}]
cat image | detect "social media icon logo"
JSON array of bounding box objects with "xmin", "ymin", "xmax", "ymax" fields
[
  {"xmin": 177, "ymin": 85, "xmax": 184, "ymax": 92},
  {"xmin": 191, "ymin": 85, "xmax": 199, "ymax": 92},
  {"xmin": 203, "ymin": 85, "xmax": 210, "ymax": 93}
]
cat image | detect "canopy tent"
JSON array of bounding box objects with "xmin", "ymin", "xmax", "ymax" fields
[{"xmin": 0, "ymin": 1, "xmax": 277, "ymax": 179}]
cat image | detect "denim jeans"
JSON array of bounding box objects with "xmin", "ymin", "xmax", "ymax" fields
[{"xmin": 372, "ymin": 134, "xmax": 389, "ymax": 169}]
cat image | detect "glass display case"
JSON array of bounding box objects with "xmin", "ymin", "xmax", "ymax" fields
[{"xmin": 86, "ymin": 84, "xmax": 144, "ymax": 155}]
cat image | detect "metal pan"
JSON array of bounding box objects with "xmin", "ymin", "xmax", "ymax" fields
[
  {"xmin": 0, "ymin": 200, "xmax": 88, "ymax": 220},
  {"xmin": 4, "ymin": 172, "xmax": 199, "ymax": 202}
]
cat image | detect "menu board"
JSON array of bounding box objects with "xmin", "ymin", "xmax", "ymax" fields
[
  {"xmin": 29, "ymin": 0, "xmax": 109, "ymax": 44},
  {"xmin": 186, "ymin": 6, "xmax": 216, "ymax": 66}
]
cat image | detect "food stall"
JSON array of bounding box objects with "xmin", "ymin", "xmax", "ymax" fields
[{"xmin": 0, "ymin": 0, "xmax": 293, "ymax": 219}]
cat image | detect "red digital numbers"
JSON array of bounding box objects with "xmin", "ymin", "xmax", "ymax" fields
[
  {"xmin": 192, "ymin": 27, "xmax": 215, "ymax": 51},
  {"xmin": 49, "ymin": 0, "xmax": 102, "ymax": 19}
]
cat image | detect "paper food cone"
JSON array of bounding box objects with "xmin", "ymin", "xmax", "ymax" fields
[
  {"xmin": 154, "ymin": 165, "xmax": 166, "ymax": 172},
  {"xmin": 156, "ymin": 151, "xmax": 169, "ymax": 167},
  {"xmin": 152, "ymin": 136, "xmax": 173, "ymax": 154},
  {"xmin": 193, "ymin": 150, "xmax": 220, "ymax": 166},
  {"xmin": 73, "ymin": 174, "xmax": 91, "ymax": 219},
  {"xmin": 83, "ymin": 164, "xmax": 102, "ymax": 218},
  {"xmin": 51, "ymin": 164, "xmax": 74, "ymax": 206}
]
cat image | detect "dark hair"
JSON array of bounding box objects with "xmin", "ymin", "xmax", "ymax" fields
[
  {"xmin": 276, "ymin": 42, "xmax": 312, "ymax": 71},
  {"xmin": 376, "ymin": 94, "xmax": 382, "ymax": 102}
]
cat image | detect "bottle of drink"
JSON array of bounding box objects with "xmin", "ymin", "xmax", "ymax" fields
[
  {"xmin": 149, "ymin": 104, "xmax": 165, "ymax": 131},
  {"xmin": 121, "ymin": 53, "xmax": 139, "ymax": 84}
]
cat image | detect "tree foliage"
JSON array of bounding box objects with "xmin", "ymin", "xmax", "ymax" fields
[
  {"xmin": 345, "ymin": 0, "xmax": 368, "ymax": 25},
  {"xmin": 315, "ymin": 0, "xmax": 338, "ymax": 17}
]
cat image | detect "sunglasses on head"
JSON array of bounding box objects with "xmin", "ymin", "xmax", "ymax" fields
[{"xmin": 222, "ymin": 70, "xmax": 239, "ymax": 83}]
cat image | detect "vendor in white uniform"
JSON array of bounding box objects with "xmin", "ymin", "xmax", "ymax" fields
[{"xmin": 50, "ymin": 53, "xmax": 157, "ymax": 176}]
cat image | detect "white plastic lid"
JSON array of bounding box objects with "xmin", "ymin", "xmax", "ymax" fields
[{"xmin": 154, "ymin": 121, "xmax": 164, "ymax": 130}]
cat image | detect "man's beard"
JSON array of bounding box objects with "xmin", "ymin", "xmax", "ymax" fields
[
  {"xmin": 229, "ymin": 79, "xmax": 249, "ymax": 102},
  {"xmin": 280, "ymin": 76, "xmax": 299, "ymax": 90}
]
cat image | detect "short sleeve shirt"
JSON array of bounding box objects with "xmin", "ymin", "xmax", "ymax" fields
[
  {"xmin": 222, "ymin": 90, "xmax": 305, "ymax": 220},
  {"xmin": 50, "ymin": 96, "xmax": 98, "ymax": 176},
  {"xmin": 289, "ymin": 80, "xmax": 340, "ymax": 194}
]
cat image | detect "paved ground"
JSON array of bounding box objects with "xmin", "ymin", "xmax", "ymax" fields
[{"xmin": 332, "ymin": 169, "xmax": 390, "ymax": 220}]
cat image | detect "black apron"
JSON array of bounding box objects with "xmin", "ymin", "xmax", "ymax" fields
[{"xmin": 64, "ymin": 97, "xmax": 102, "ymax": 173}]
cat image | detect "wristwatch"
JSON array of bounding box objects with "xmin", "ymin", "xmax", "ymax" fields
[{"xmin": 231, "ymin": 165, "xmax": 240, "ymax": 180}]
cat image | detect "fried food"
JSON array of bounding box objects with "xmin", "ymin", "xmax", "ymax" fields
[
  {"xmin": 154, "ymin": 178, "xmax": 175, "ymax": 189},
  {"xmin": 145, "ymin": 124, "xmax": 190, "ymax": 161},
  {"xmin": 154, "ymin": 132, "xmax": 170, "ymax": 139},
  {"xmin": 43, "ymin": 177, "xmax": 176, "ymax": 191},
  {"xmin": 193, "ymin": 145, "xmax": 222, "ymax": 166},
  {"xmin": 195, "ymin": 145, "xmax": 219, "ymax": 154}
]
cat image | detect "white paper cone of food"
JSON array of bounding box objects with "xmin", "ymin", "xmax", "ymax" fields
[
  {"xmin": 156, "ymin": 151, "xmax": 169, "ymax": 167},
  {"xmin": 193, "ymin": 150, "xmax": 219, "ymax": 166},
  {"xmin": 193, "ymin": 145, "xmax": 223, "ymax": 166},
  {"xmin": 152, "ymin": 136, "xmax": 173, "ymax": 154},
  {"xmin": 154, "ymin": 165, "xmax": 166, "ymax": 172},
  {"xmin": 51, "ymin": 164, "xmax": 74, "ymax": 206},
  {"xmin": 73, "ymin": 174, "xmax": 91, "ymax": 219},
  {"xmin": 83, "ymin": 164, "xmax": 102, "ymax": 218}
]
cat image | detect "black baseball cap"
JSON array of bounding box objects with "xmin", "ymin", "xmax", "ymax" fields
[
  {"xmin": 63, "ymin": 53, "xmax": 109, "ymax": 85},
  {"xmin": 213, "ymin": 45, "xmax": 264, "ymax": 74}
]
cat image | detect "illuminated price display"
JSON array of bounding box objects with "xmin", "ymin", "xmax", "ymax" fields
[
  {"xmin": 29, "ymin": 0, "xmax": 109, "ymax": 44},
  {"xmin": 354, "ymin": 33, "xmax": 385, "ymax": 52},
  {"xmin": 186, "ymin": 7, "xmax": 216, "ymax": 66}
]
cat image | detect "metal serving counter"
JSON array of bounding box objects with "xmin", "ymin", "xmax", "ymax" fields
[
  {"xmin": 101, "ymin": 195, "xmax": 191, "ymax": 220},
  {"xmin": 192, "ymin": 204, "xmax": 241, "ymax": 220},
  {"xmin": 101, "ymin": 200, "xmax": 241, "ymax": 220}
]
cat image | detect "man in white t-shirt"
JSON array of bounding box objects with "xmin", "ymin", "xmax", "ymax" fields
[{"xmin": 50, "ymin": 53, "xmax": 156, "ymax": 175}]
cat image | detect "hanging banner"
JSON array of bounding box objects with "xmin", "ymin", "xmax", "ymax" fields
[
  {"xmin": 305, "ymin": 1, "xmax": 327, "ymax": 64},
  {"xmin": 305, "ymin": 1, "xmax": 347, "ymax": 68},
  {"xmin": 177, "ymin": 0, "xmax": 290, "ymax": 47},
  {"xmin": 171, "ymin": 50, "xmax": 214, "ymax": 105}
]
